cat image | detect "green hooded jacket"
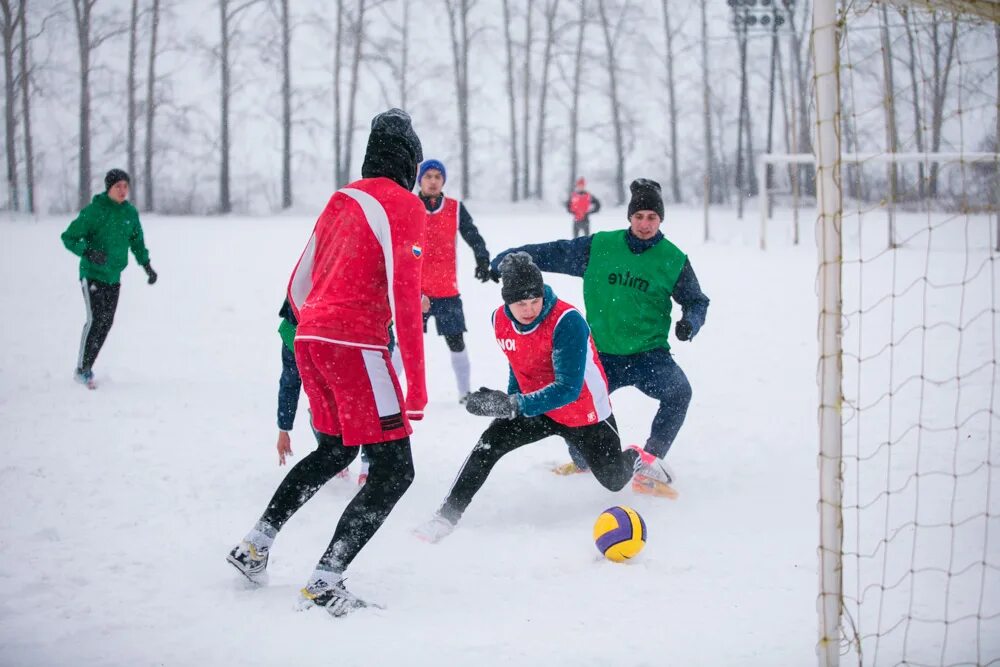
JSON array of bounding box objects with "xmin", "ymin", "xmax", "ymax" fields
[{"xmin": 61, "ymin": 193, "xmax": 150, "ymax": 284}]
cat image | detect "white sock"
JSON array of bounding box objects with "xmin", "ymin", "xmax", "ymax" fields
[
  {"xmin": 307, "ymin": 567, "xmax": 342, "ymax": 588},
  {"xmin": 451, "ymin": 349, "xmax": 470, "ymax": 397}
]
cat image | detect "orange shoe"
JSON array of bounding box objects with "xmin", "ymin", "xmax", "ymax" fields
[{"xmin": 628, "ymin": 446, "xmax": 679, "ymax": 499}]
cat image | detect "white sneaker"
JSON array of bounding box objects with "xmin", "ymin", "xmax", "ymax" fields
[
  {"xmin": 226, "ymin": 540, "xmax": 269, "ymax": 584},
  {"xmin": 628, "ymin": 446, "xmax": 678, "ymax": 499},
  {"xmin": 299, "ymin": 576, "xmax": 369, "ymax": 617},
  {"xmin": 413, "ymin": 514, "xmax": 456, "ymax": 544}
]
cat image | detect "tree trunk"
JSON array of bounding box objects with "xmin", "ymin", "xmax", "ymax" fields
[
  {"xmin": 280, "ymin": 0, "xmax": 291, "ymax": 208},
  {"xmin": 568, "ymin": 0, "xmax": 585, "ymax": 196},
  {"xmin": 400, "ymin": 1, "xmax": 409, "ymax": 108},
  {"xmin": 661, "ymin": 0, "xmax": 680, "ymax": 203},
  {"xmin": 219, "ymin": 0, "xmax": 231, "ymax": 212},
  {"xmin": 127, "ymin": 0, "xmax": 138, "ymax": 188},
  {"xmin": 788, "ymin": 0, "xmax": 814, "ymax": 196},
  {"xmin": 2, "ymin": 0, "xmax": 19, "ymax": 210},
  {"xmin": 143, "ymin": 0, "xmax": 159, "ymax": 211},
  {"xmin": 700, "ymin": 0, "xmax": 713, "ymax": 236},
  {"xmin": 521, "ymin": 0, "xmax": 532, "ymax": 199},
  {"xmin": 764, "ymin": 13, "xmax": 778, "ymax": 217},
  {"xmin": 735, "ymin": 14, "xmax": 747, "ymax": 218},
  {"xmin": 332, "ymin": 0, "xmax": 343, "ymax": 186},
  {"xmin": 534, "ymin": 0, "xmax": 558, "ymax": 201},
  {"xmin": 72, "ymin": 0, "xmax": 93, "ymax": 209},
  {"xmin": 444, "ymin": 0, "xmax": 472, "ymax": 199},
  {"xmin": 18, "ymin": 0, "xmax": 33, "ymax": 212},
  {"xmin": 597, "ymin": 0, "xmax": 625, "ymax": 205},
  {"xmin": 502, "ymin": 0, "xmax": 519, "ymax": 201},
  {"xmin": 902, "ymin": 7, "xmax": 925, "ymax": 199},
  {"xmin": 879, "ymin": 4, "xmax": 898, "ymax": 246},
  {"xmin": 928, "ymin": 15, "xmax": 958, "ymax": 198},
  {"xmin": 342, "ymin": 0, "xmax": 366, "ymax": 186}
]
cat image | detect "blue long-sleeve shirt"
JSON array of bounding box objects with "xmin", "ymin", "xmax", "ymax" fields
[
  {"xmin": 277, "ymin": 343, "xmax": 301, "ymax": 431},
  {"xmin": 492, "ymin": 231, "xmax": 710, "ymax": 339},
  {"xmin": 499, "ymin": 285, "xmax": 593, "ymax": 417}
]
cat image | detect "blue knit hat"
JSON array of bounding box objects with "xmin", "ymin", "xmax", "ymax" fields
[{"xmin": 418, "ymin": 159, "xmax": 447, "ymax": 184}]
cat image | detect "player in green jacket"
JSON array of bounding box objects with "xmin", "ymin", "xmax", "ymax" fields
[{"xmin": 61, "ymin": 169, "xmax": 157, "ymax": 388}]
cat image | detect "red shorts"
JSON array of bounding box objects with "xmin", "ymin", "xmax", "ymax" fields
[{"xmin": 294, "ymin": 339, "xmax": 411, "ymax": 446}]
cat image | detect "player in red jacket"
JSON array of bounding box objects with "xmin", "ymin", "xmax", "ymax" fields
[
  {"xmin": 417, "ymin": 159, "xmax": 495, "ymax": 403},
  {"xmin": 566, "ymin": 176, "xmax": 601, "ymax": 238},
  {"xmin": 228, "ymin": 109, "xmax": 426, "ymax": 617}
]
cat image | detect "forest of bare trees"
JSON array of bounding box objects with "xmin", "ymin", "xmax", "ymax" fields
[{"xmin": 0, "ymin": 0, "xmax": 996, "ymax": 216}]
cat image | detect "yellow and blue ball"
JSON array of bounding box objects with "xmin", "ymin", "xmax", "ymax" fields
[{"xmin": 593, "ymin": 505, "xmax": 647, "ymax": 562}]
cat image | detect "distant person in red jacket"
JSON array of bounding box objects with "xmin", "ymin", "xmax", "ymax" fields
[
  {"xmin": 417, "ymin": 158, "xmax": 496, "ymax": 403},
  {"xmin": 227, "ymin": 109, "xmax": 427, "ymax": 618},
  {"xmin": 566, "ymin": 177, "xmax": 601, "ymax": 238}
]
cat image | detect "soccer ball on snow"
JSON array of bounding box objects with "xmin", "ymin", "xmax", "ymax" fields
[{"xmin": 593, "ymin": 505, "xmax": 646, "ymax": 562}]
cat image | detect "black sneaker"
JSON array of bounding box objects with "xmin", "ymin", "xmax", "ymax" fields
[
  {"xmin": 298, "ymin": 577, "xmax": 369, "ymax": 617},
  {"xmin": 227, "ymin": 541, "xmax": 269, "ymax": 584}
]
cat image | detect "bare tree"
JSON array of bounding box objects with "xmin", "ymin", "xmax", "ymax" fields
[
  {"xmin": 280, "ymin": 0, "xmax": 290, "ymax": 208},
  {"xmin": 1, "ymin": 0, "xmax": 19, "ymax": 210},
  {"xmin": 340, "ymin": 0, "xmax": 366, "ymax": 187},
  {"xmin": 567, "ymin": 0, "xmax": 585, "ymax": 195},
  {"xmin": 902, "ymin": 6, "xmax": 925, "ymax": 199},
  {"xmin": 399, "ymin": 1, "xmax": 409, "ymax": 108},
  {"xmin": 443, "ymin": 0, "xmax": 474, "ymax": 199},
  {"xmin": 533, "ymin": 0, "xmax": 559, "ymax": 200},
  {"xmin": 143, "ymin": 0, "xmax": 159, "ymax": 210},
  {"xmin": 596, "ymin": 0, "xmax": 626, "ymax": 205},
  {"xmin": 502, "ymin": 0, "xmax": 519, "ymax": 201},
  {"xmin": 927, "ymin": 13, "xmax": 958, "ymax": 198},
  {"xmin": 217, "ymin": 0, "xmax": 260, "ymax": 213},
  {"xmin": 332, "ymin": 0, "xmax": 343, "ymax": 186},
  {"xmin": 18, "ymin": 0, "xmax": 32, "ymax": 212},
  {"xmin": 126, "ymin": 0, "xmax": 138, "ymax": 184},
  {"xmin": 660, "ymin": 0, "xmax": 680, "ymax": 202},
  {"xmin": 699, "ymin": 0, "xmax": 713, "ymax": 237},
  {"xmin": 879, "ymin": 4, "xmax": 898, "ymax": 245},
  {"xmin": 521, "ymin": 0, "xmax": 532, "ymax": 199}
]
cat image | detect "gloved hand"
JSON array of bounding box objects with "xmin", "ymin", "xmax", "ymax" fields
[
  {"xmin": 143, "ymin": 263, "xmax": 158, "ymax": 285},
  {"xmin": 675, "ymin": 320, "xmax": 693, "ymax": 341},
  {"xmin": 475, "ymin": 258, "xmax": 498, "ymax": 283},
  {"xmin": 465, "ymin": 387, "xmax": 519, "ymax": 419},
  {"xmin": 83, "ymin": 249, "xmax": 107, "ymax": 265}
]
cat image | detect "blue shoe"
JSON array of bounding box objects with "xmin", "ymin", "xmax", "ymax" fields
[{"xmin": 74, "ymin": 368, "xmax": 96, "ymax": 389}]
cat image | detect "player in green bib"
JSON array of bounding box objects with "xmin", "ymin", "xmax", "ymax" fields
[{"xmin": 490, "ymin": 179, "xmax": 709, "ymax": 497}]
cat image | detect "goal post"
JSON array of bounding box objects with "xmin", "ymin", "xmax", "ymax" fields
[{"xmin": 811, "ymin": 1, "xmax": 999, "ymax": 666}]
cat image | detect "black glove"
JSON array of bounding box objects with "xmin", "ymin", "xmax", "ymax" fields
[
  {"xmin": 465, "ymin": 387, "xmax": 519, "ymax": 419},
  {"xmin": 83, "ymin": 249, "xmax": 107, "ymax": 265},
  {"xmin": 475, "ymin": 258, "xmax": 498, "ymax": 283},
  {"xmin": 143, "ymin": 263, "xmax": 158, "ymax": 285},
  {"xmin": 675, "ymin": 320, "xmax": 693, "ymax": 341}
]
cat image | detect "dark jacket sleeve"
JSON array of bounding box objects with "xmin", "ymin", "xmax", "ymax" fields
[
  {"xmin": 458, "ymin": 203, "xmax": 490, "ymax": 265},
  {"xmin": 589, "ymin": 194, "xmax": 601, "ymax": 215},
  {"xmin": 491, "ymin": 236, "xmax": 593, "ymax": 278},
  {"xmin": 672, "ymin": 259, "xmax": 710, "ymax": 337},
  {"xmin": 277, "ymin": 345, "xmax": 302, "ymax": 431},
  {"xmin": 512, "ymin": 310, "xmax": 591, "ymax": 417}
]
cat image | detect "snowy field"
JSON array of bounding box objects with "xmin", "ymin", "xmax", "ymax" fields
[{"xmin": 0, "ymin": 202, "xmax": 995, "ymax": 666}]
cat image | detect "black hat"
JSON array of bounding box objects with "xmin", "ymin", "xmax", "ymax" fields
[
  {"xmin": 627, "ymin": 178, "xmax": 664, "ymax": 220},
  {"xmin": 500, "ymin": 252, "xmax": 544, "ymax": 305},
  {"xmin": 361, "ymin": 109, "xmax": 423, "ymax": 191},
  {"xmin": 105, "ymin": 169, "xmax": 130, "ymax": 191}
]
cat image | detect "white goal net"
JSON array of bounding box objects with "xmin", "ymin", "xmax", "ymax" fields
[{"xmin": 812, "ymin": 1, "xmax": 1000, "ymax": 665}]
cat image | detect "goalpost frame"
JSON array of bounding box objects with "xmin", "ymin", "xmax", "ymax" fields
[{"xmin": 813, "ymin": 0, "xmax": 843, "ymax": 665}]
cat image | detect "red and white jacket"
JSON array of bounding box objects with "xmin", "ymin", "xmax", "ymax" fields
[
  {"xmin": 420, "ymin": 196, "xmax": 460, "ymax": 298},
  {"xmin": 287, "ymin": 177, "xmax": 427, "ymax": 419}
]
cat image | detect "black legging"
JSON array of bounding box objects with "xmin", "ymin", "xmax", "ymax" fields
[
  {"xmin": 261, "ymin": 433, "xmax": 414, "ymax": 572},
  {"xmin": 444, "ymin": 333, "xmax": 465, "ymax": 353},
  {"xmin": 78, "ymin": 278, "xmax": 120, "ymax": 372},
  {"xmin": 439, "ymin": 414, "xmax": 637, "ymax": 524}
]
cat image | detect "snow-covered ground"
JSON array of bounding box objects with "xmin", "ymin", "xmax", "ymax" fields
[{"xmin": 0, "ymin": 202, "xmax": 995, "ymax": 666}]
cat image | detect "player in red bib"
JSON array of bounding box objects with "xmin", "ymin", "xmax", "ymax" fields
[
  {"xmin": 417, "ymin": 159, "xmax": 496, "ymax": 403},
  {"xmin": 566, "ymin": 176, "xmax": 601, "ymax": 238},
  {"xmin": 413, "ymin": 253, "xmax": 673, "ymax": 544},
  {"xmin": 228, "ymin": 109, "xmax": 427, "ymax": 616}
]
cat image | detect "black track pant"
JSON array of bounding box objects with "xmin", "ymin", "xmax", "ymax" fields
[
  {"xmin": 439, "ymin": 414, "xmax": 638, "ymax": 524},
  {"xmin": 260, "ymin": 433, "xmax": 414, "ymax": 572},
  {"xmin": 78, "ymin": 278, "xmax": 120, "ymax": 372}
]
